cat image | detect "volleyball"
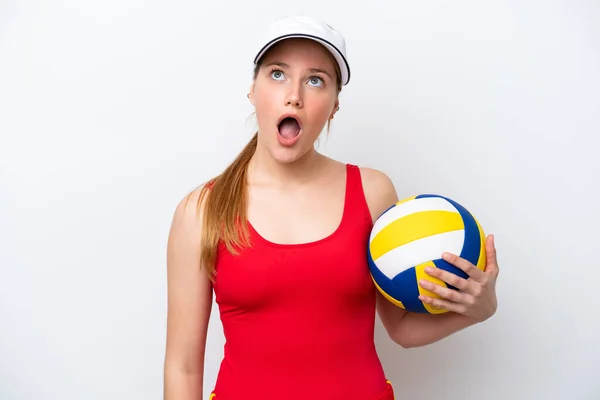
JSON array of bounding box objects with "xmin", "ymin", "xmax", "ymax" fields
[{"xmin": 367, "ymin": 194, "xmax": 486, "ymax": 314}]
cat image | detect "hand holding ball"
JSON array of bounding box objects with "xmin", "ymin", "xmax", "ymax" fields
[{"xmin": 368, "ymin": 194, "xmax": 498, "ymax": 319}]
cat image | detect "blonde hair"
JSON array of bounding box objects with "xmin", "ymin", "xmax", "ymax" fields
[{"xmin": 193, "ymin": 45, "xmax": 342, "ymax": 279}]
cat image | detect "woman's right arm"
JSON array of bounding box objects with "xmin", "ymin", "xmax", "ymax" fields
[{"xmin": 163, "ymin": 188, "xmax": 213, "ymax": 399}]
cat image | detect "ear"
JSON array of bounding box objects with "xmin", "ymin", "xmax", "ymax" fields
[
  {"xmin": 330, "ymin": 98, "xmax": 340, "ymax": 119},
  {"xmin": 247, "ymin": 83, "xmax": 255, "ymax": 105}
]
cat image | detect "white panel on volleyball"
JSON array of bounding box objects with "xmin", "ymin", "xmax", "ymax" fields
[
  {"xmin": 375, "ymin": 230, "xmax": 465, "ymax": 279},
  {"xmin": 370, "ymin": 197, "xmax": 460, "ymax": 239}
]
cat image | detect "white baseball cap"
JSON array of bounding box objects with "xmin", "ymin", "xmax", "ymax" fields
[{"xmin": 253, "ymin": 15, "xmax": 351, "ymax": 86}]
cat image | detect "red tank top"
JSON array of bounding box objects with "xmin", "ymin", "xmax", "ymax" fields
[{"xmin": 210, "ymin": 164, "xmax": 394, "ymax": 400}]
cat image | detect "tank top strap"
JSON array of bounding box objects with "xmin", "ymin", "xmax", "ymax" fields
[{"xmin": 343, "ymin": 163, "xmax": 374, "ymax": 228}]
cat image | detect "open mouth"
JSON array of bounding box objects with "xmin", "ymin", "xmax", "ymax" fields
[{"xmin": 277, "ymin": 115, "xmax": 302, "ymax": 140}]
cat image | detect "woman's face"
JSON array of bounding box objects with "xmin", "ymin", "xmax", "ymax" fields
[{"xmin": 249, "ymin": 38, "xmax": 340, "ymax": 164}]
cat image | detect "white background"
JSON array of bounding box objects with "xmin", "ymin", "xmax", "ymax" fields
[{"xmin": 1, "ymin": 1, "xmax": 599, "ymax": 399}]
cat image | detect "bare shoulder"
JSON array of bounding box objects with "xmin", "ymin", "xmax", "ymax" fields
[
  {"xmin": 166, "ymin": 183, "xmax": 212, "ymax": 287},
  {"xmin": 167, "ymin": 188, "xmax": 204, "ymax": 253},
  {"xmin": 358, "ymin": 167, "xmax": 399, "ymax": 222},
  {"xmin": 172, "ymin": 185, "xmax": 207, "ymax": 228}
]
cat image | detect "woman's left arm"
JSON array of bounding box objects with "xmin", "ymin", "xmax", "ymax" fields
[{"xmin": 360, "ymin": 167, "xmax": 500, "ymax": 348}]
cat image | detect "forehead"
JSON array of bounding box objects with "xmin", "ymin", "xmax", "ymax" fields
[{"xmin": 260, "ymin": 38, "xmax": 336, "ymax": 70}]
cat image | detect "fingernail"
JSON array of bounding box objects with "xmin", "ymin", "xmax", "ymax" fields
[{"xmin": 425, "ymin": 267, "xmax": 433, "ymax": 273}]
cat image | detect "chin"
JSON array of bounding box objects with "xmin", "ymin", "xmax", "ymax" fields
[{"xmin": 269, "ymin": 145, "xmax": 313, "ymax": 164}]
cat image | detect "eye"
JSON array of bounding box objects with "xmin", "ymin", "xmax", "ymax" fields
[
  {"xmin": 308, "ymin": 76, "xmax": 323, "ymax": 87},
  {"xmin": 270, "ymin": 69, "xmax": 285, "ymax": 80}
]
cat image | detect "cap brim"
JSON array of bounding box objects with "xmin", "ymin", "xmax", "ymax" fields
[{"xmin": 253, "ymin": 34, "xmax": 350, "ymax": 86}]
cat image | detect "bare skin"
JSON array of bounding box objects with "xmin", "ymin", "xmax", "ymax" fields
[{"xmin": 164, "ymin": 188, "xmax": 212, "ymax": 400}]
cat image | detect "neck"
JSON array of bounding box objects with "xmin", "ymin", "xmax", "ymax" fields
[{"xmin": 248, "ymin": 142, "xmax": 325, "ymax": 187}]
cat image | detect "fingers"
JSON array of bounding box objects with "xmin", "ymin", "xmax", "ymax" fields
[
  {"xmin": 419, "ymin": 278, "xmax": 464, "ymax": 303},
  {"xmin": 419, "ymin": 238, "xmax": 500, "ymax": 320},
  {"xmin": 424, "ymin": 266, "xmax": 469, "ymax": 291},
  {"xmin": 442, "ymin": 252, "xmax": 486, "ymax": 283},
  {"xmin": 419, "ymin": 269, "xmax": 478, "ymax": 316},
  {"xmin": 418, "ymin": 294, "xmax": 466, "ymax": 314},
  {"xmin": 485, "ymin": 234, "xmax": 500, "ymax": 277},
  {"xmin": 422, "ymin": 265, "xmax": 482, "ymax": 299}
]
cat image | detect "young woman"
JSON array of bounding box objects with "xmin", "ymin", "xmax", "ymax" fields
[{"xmin": 163, "ymin": 15, "xmax": 499, "ymax": 400}]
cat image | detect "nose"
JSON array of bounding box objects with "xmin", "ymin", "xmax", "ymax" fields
[{"xmin": 285, "ymin": 85, "xmax": 303, "ymax": 108}]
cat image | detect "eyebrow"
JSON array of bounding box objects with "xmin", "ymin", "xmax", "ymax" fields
[{"xmin": 265, "ymin": 61, "xmax": 333, "ymax": 80}]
